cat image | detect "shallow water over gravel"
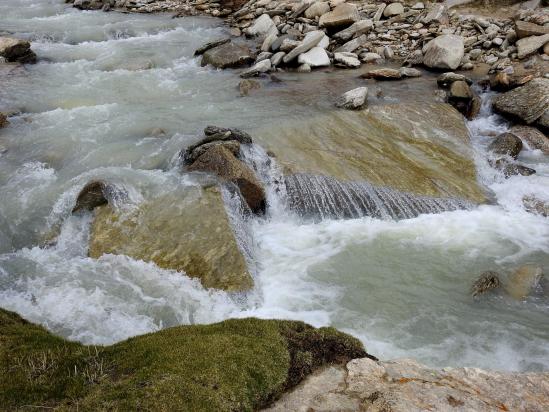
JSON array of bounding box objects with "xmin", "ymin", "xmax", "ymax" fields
[{"xmin": 1, "ymin": 0, "xmax": 548, "ymax": 372}]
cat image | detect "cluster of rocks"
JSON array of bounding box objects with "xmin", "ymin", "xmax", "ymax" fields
[
  {"xmin": 181, "ymin": 126, "xmax": 267, "ymax": 214},
  {"xmin": 0, "ymin": 37, "xmax": 37, "ymax": 64},
  {"xmin": 471, "ymin": 265, "xmax": 544, "ymax": 299},
  {"xmin": 75, "ymin": 0, "xmax": 549, "ymax": 75}
]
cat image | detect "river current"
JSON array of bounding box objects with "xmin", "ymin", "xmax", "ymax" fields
[{"xmin": 1, "ymin": 0, "xmax": 548, "ymax": 372}]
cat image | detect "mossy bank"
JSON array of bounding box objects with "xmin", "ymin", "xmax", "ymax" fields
[{"xmin": 0, "ymin": 308, "xmax": 370, "ymax": 411}]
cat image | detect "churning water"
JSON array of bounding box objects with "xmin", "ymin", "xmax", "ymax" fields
[{"xmin": 1, "ymin": 0, "xmax": 548, "ymax": 372}]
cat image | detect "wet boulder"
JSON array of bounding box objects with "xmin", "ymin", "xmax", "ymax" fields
[
  {"xmin": 188, "ymin": 145, "xmax": 266, "ymax": 214},
  {"xmin": 523, "ymin": 196, "xmax": 549, "ymax": 217},
  {"xmin": 471, "ymin": 271, "xmax": 501, "ymax": 297},
  {"xmin": 0, "ymin": 37, "xmax": 37, "ymax": 64},
  {"xmin": 510, "ymin": 126, "xmax": 549, "ymax": 154},
  {"xmin": 239, "ymin": 79, "xmax": 261, "ymax": 96},
  {"xmin": 183, "ymin": 126, "xmax": 253, "ymax": 163},
  {"xmin": 193, "ymin": 38, "xmax": 230, "ymax": 56},
  {"xmin": 361, "ymin": 68, "xmax": 402, "ymax": 80},
  {"xmin": 447, "ymin": 80, "xmax": 481, "ymax": 120},
  {"xmin": 488, "ymin": 133, "xmax": 523, "ymax": 159},
  {"xmin": 516, "ymin": 33, "xmax": 549, "ymax": 59},
  {"xmin": 335, "ymin": 87, "xmax": 368, "ymax": 110},
  {"xmin": 489, "ymin": 71, "xmax": 534, "ymax": 92},
  {"xmin": 72, "ymin": 181, "xmax": 112, "ymax": 213},
  {"xmin": 89, "ymin": 187, "xmax": 254, "ymax": 292},
  {"xmin": 185, "ymin": 140, "xmax": 241, "ymax": 165},
  {"xmin": 422, "ymin": 35, "xmax": 464, "ymax": 70},
  {"xmin": 201, "ymin": 42, "xmax": 254, "ymax": 69},
  {"xmin": 492, "ymin": 78, "xmax": 549, "ymax": 126}
]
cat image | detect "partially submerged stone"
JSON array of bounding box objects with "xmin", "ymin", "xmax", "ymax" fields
[
  {"xmin": 188, "ymin": 145, "xmax": 266, "ymax": 214},
  {"xmin": 523, "ymin": 195, "xmax": 549, "ymax": 217},
  {"xmin": 194, "ymin": 38, "xmax": 231, "ymax": 56},
  {"xmin": 437, "ymin": 72, "xmax": 472, "ymax": 88},
  {"xmin": 361, "ymin": 68, "xmax": 402, "ymax": 80},
  {"xmin": 516, "ymin": 33, "xmax": 549, "ymax": 59},
  {"xmin": 252, "ymin": 103, "xmax": 486, "ymax": 203},
  {"xmin": 471, "ymin": 271, "xmax": 501, "ymax": 297},
  {"xmin": 448, "ymin": 80, "xmax": 481, "ymax": 120},
  {"xmin": 335, "ymin": 87, "xmax": 368, "ymax": 110},
  {"xmin": 89, "ymin": 186, "xmax": 254, "ymax": 292},
  {"xmin": 201, "ymin": 42, "xmax": 254, "ymax": 69},
  {"xmin": 488, "ymin": 132, "xmax": 523, "ymax": 159},
  {"xmin": 510, "ymin": 125, "xmax": 549, "ymax": 154},
  {"xmin": 239, "ymin": 79, "xmax": 261, "ymax": 96},
  {"xmin": 0, "ymin": 37, "xmax": 37, "ymax": 64},
  {"xmin": 72, "ymin": 181, "xmax": 112, "ymax": 213}
]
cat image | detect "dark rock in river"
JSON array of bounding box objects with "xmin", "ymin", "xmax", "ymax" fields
[
  {"xmin": 188, "ymin": 145, "xmax": 266, "ymax": 214},
  {"xmin": 447, "ymin": 80, "xmax": 481, "ymax": 120},
  {"xmin": 0, "ymin": 37, "xmax": 37, "ymax": 64},
  {"xmin": 0, "ymin": 112, "xmax": 8, "ymax": 128},
  {"xmin": 72, "ymin": 181, "xmax": 111, "ymax": 213},
  {"xmin": 489, "ymin": 71, "xmax": 534, "ymax": 92},
  {"xmin": 201, "ymin": 42, "xmax": 254, "ymax": 69},
  {"xmin": 194, "ymin": 38, "xmax": 230, "ymax": 56},
  {"xmin": 204, "ymin": 125, "xmax": 253, "ymax": 144},
  {"xmin": 471, "ymin": 271, "xmax": 501, "ymax": 297},
  {"xmin": 492, "ymin": 78, "xmax": 549, "ymax": 126},
  {"xmin": 488, "ymin": 133, "xmax": 523, "ymax": 159}
]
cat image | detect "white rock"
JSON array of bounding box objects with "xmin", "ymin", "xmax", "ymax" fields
[
  {"xmin": 283, "ymin": 30, "xmax": 325, "ymax": 63},
  {"xmin": 246, "ymin": 14, "xmax": 277, "ymax": 37},
  {"xmin": 383, "ymin": 2, "xmax": 404, "ymax": 18},
  {"xmin": 297, "ymin": 63, "xmax": 311, "ymax": 72},
  {"xmin": 297, "ymin": 46, "xmax": 331, "ymax": 67},
  {"xmin": 239, "ymin": 59, "xmax": 271, "ymax": 78},
  {"xmin": 423, "ymin": 34, "xmax": 464, "ymax": 70},
  {"xmin": 335, "ymin": 86, "xmax": 368, "ymax": 109},
  {"xmin": 334, "ymin": 52, "xmax": 361, "ymax": 68}
]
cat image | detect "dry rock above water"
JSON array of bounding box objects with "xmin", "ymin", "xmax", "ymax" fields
[
  {"xmin": 88, "ymin": 186, "xmax": 254, "ymax": 292},
  {"xmin": 264, "ymin": 357, "xmax": 549, "ymax": 412}
]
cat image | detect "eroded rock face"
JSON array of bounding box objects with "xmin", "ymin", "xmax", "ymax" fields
[
  {"xmin": 422, "ymin": 34, "xmax": 464, "ymax": 70},
  {"xmin": 201, "ymin": 42, "xmax": 254, "ymax": 69},
  {"xmin": 492, "ymin": 78, "xmax": 549, "ymax": 126},
  {"xmin": 253, "ymin": 103, "xmax": 486, "ymax": 203},
  {"xmin": 0, "ymin": 37, "xmax": 37, "ymax": 64},
  {"xmin": 264, "ymin": 358, "xmax": 549, "ymax": 412},
  {"xmin": 88, "ymin": 187, "xmax": 253, "ymax": 292}
]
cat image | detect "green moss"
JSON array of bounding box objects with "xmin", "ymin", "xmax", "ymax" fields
[{"xmin": 0, "ymin": 309, "xmax": 371, "ymax": 411}]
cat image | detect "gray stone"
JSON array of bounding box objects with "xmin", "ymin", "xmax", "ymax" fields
[
  {"xmin": 335, "ymin": 86, "xmax": 368, "ymax": 110},
  {"xmin": 423, "ymin": 34, "xmax": 464, "ymax": 70},
  {"xmin": 270, "ymin": 51, "xmax": 285, "ymax": 67},
  {"xmin": 246, "ymin": 14, "xmax": 277, "ymax": 37},
  {"xmin": 399, "ymin": 67, "xmax": 422, "ymax": 77},
  {"xmin": 319, "ymin": 3, "xmax": 359, "ymax": 29},
  {"xmin": 201, "ymin": 42, "xmax": 254, "ymax": 69},
  {"xmin": 264, "ymin": 357, "xmax": 549, "ymax": 412},
  {"xmin": 334, "ymin": 34, "xmax": 367, "ymax": 53},
  {"xmin": 383, "ymin": 2, "xmax": 404, "ymax": 18},
  {"xmin": 515, "ymin": 20, "xmax": 549, "ymax": 39},
  {"xmin": 510, "ymin": 125, "xmax": 549, "ymax": 154},
  {"xmin": 516, "ymin": 33, "xmax": 549, "ymax": 59},
  {"xmin": 297, "ymin": 46, "xmax": 330, "ymax": 67},
  {"xmin": 304, "ymin": 1, "xmax": 330, "ymax": 19},
  {"xmin": 333, "ymin": 52, "xmax": 360, "ymax": 68},
  {"xmin": 492, "ymin": 78, "xmax": 549, "ymax": 125},
  {"xmin": 488, "ymin": 132, "xmax": 523, "ymax": 159},
  {"xmin": 194, "ymin": 38, "xmax": 230, "ymax": 56},
  {"xmin": 283, "ymin": 30, "xmax": 324, "ymax": 63},
  {"xmin": 332, "ymin": 20, "xmax": 373, "ymax": 42},
  {"xmin": 360, "ymin": 52, "xmax": 383, "ymax": 63},
  {"xmin": 240, "ymin": 59, "xmax": 271, "ymax": 78}
]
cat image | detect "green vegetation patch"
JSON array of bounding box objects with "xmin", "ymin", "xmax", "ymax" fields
[{"xmin": 0, "ymin": 309, "xmax": 370, "ymax": 411}]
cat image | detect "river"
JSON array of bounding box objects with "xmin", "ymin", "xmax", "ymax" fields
[{"xmin": 1, "ymin": 0, "xmax": 548, "ymax": 372}]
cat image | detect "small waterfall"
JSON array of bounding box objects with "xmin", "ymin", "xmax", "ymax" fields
[{"xmin": 284, "ymin": 174, "xmax": 474, "ymax": 221}]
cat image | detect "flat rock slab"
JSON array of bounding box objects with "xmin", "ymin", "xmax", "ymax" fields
[
  {"xmin": 88, "ymin": 186, "xmax": 253, "ymax": 292},
  {"xmin": 492, "ymin": 78, "xmax": 549, "ymax": 125},
  {"xmin": 252, "ymin": 103, "xmax": 486, "ymax": 203},
  {"xmin": 201, "ymin": 42, "xmax": 254, "ymax": 69},
  {"xmin": 319, "ymin": 3, "xmax": 359, "ymax": 29},
  {"xmin": 264, "ymin": 357, "xmax": 549, "ymax": 412}
]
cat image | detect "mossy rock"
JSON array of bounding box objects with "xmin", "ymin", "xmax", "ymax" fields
[{"xmin": 0, "ymin": 308, "xmax": 370, "ymax": 411}]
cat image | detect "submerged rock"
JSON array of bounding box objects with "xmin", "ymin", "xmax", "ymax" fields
[
  {"xmin": 265, "ymin": 357, "xmax": 549, "ymax": 412},
  {"xmin": 422, "ymin": 34, "xmax": 464, "ymax": 70},
  {"xmin": 239, "ymin": 79, "xmax": 261, "ymax": 96},
  {"xmin": 506, "ymin": 265, "xmax": 544, "ymax": 299},
  {"xmin": 0, "ymin": 308, "xmax": 368, "ymax": 411},
  {"xmin": 201, "ymin": 42, "xmax": 254, "ymax": 69},
  {"xmin": 194, "ymin": 38, "xmax": 231, "ymax": 56},
  {"xmin": 0, "ymin": 112, "xmax": 8, "ymax": 128},
  {"xmin": 89, "ymin": 186, "xmax": 254, "ymax": 292},
  {"xmin": 523, "ymin": 195, "xmax": 549, "ymax": 217},
  {"xmin": 0, "ymin": 37, "xmax": 37, "ymax": 64},
  {"xmin": 361, "ymin": 68, "xmax": 402, "ymax": 80},
  {"xmin": 188, "ymin": 145, "xmax": 266, "ymax": 214},
  {"xmin": 335, "ymin": 87, "xmax": 368, "ymax": 110},
  {"xmin": 492, "ymin": 78, "xmax": 549, "ymax": 126}
]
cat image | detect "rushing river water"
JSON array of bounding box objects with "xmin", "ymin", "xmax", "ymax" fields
[{"xmin": 1, "ymin": 0, "xmax": 549, "ymax": 372}]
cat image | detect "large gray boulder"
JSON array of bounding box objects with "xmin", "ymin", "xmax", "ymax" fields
[
  {"xmin": 516, "ymin": 33, "xmax": 549, "ymax": 59},
  {"xmin": 201, "ymin": 42, "xmax": 254, "ymax": 69},
  {"xmin": 0, "ymin": 37, "xmax": 37, "ymax": 64},
  {"xmin": 492, "ymin": 78, "xmax": 549, "ymax": 126},
  {"xmin": 422, "ymin": 34, "xmax": 464, "ymax": 70},
  {"xmin": 319, "ymin": 3, "xmax": 359, "ymax": 29},
  {"xmin": 245, "ymin": 14, "xmax": 277, "ymax": 37}
]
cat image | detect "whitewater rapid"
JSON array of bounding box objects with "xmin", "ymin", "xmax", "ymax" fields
[{"xmin": 1, "ymin": 0, "xmax": 548, "ymax": 372}]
